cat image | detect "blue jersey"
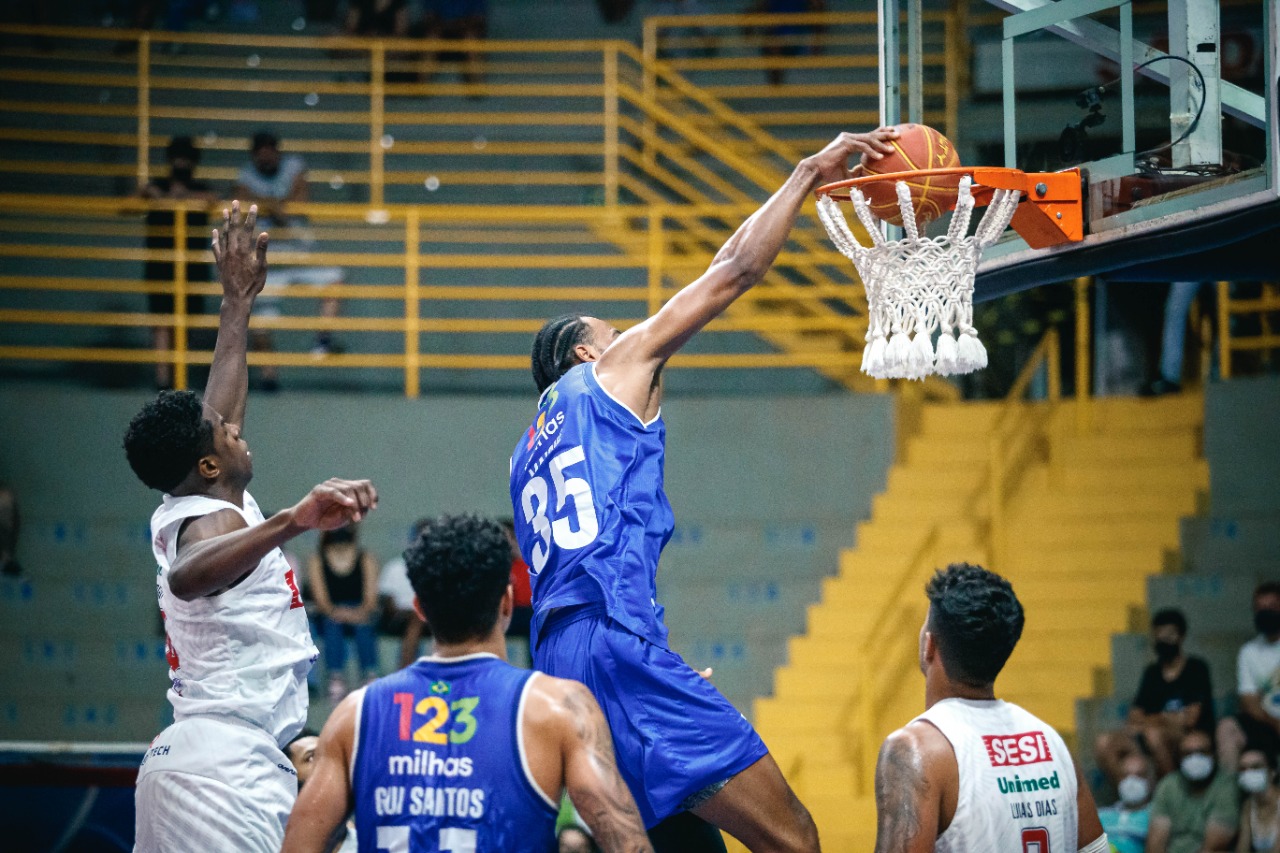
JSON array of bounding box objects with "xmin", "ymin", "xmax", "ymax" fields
[
  {"xmin": 509, "ymin": 363, "xmax": 675, "ymax": 647},
  {"xmin": 351, "ymin": 654, "xmax": 557, "ymax": 853}
]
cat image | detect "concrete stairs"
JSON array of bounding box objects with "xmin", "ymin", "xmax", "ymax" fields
[{"xmin": 748, "ymin": 393, "xmax": 1206, "ymax": 849}]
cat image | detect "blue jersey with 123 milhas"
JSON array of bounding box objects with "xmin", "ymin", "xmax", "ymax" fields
[
  {"xmin": 508, "ymin": 362, "xmax": 675, "ymax": 648},
  {"xmin": 351, "ymin": 654, "xmax": 558, "ymax": 852}
]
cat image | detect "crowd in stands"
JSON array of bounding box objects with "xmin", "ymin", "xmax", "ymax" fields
[
  {"xmin": 133, "ymin": 130, "xmax": 345, "ymax": 390},
  {"xmin": 290, "ymin": 517, "xmax": 534, "ymax": 705},
  {"xmin": 1092, "ymin": 582, "xmax": 1280, "ymax": 853}
]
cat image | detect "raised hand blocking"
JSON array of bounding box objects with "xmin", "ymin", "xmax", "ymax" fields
[{"xmin": 211, "ymin": 199, "xmax": 270, "ymax": 302}]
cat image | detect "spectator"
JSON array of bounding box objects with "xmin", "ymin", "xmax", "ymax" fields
[
  {"xmin": 233, "ymin": 131, "xmax": 346, "ymax": 385},
  {"xmin": 344, "ymin": 0, "xmax": 412, "ymax": 36},
  {"xmin": 1238, "ymin": 748, "xmax": 1280, "ymax": 853},
  {"xmin": 421, "ymin": 0, "xmax": 488, "ymax": 87},
  {"xmin": 749, "ymin": 0, "xmax": 825, "ymax": 86},
  {"xmin": 0, "ymin": 482, "xmax": 18, "ymax": 577},
  {"xmin": 1143, "ymin": 281, "xmax": 1206, "ymax": 396},
  {"xmin": 1220, "ymin": 582, "xmax": 1280, "ymax": 771},
  {"xmin": 378, "ymin": 518, "xmax": 431, "ymax": 669},
  {"xmin": 1097, "ymin": 753, "xmax": 1154, "ymax": 853},
  {"xmin": 137, "ymin": 135, "xmax": 216, "ymax": 390},
  {"xmin": 499, "ymin": 518, "xmax": 533, "ymax": 668},
  {"xmin": 1147, "ymin": 729, "xmax": 1240, "ymax": 853},
  {"xmin": 1098, "ymin": 608, "xmax": 1216, "ymax": 785},
  {"xmin": 308, "ymin": 524, "xmax": 380, "ymax": 702}
]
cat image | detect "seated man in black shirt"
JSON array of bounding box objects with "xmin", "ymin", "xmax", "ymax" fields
[{"xmin": 1095, "ymin": 608, "xmax": 1215, "ymax": 786}]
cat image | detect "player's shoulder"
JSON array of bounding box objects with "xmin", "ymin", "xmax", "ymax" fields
[
  {"xmin": 522, "ymin": 674, "xmax": 599, "ymax": 736},
  {"xmin": 883, "ymin": 718, "xmax": 955, "ymax": 764}
]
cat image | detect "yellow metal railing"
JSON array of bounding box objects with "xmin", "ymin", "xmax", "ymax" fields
[
  {"xmin": 0, "ymin": 22, "xmax": 897, "ymax": 391},
  {"xmin": 830, "ymin": 312, "xmax": 1090, "ymax": 795},
  {"xmin": 1218, "ymin": 281, "xmax": 1280, "ymax": 380},
  {"xmin": 643, "ymin": 10, "xmax": 958, "ymax": 151},
  {"xmin": 0, "ymin": 194, "xmax": 871, "ymax": 395}
]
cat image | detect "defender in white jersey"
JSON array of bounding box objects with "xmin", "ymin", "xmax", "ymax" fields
[
  {"xmin": 122, "ymin": 202, "xmax": 378, "ymax": 853},
  {"xmin": 872, "ymin": 563, "xmax": 1106, "ymax": 853}
]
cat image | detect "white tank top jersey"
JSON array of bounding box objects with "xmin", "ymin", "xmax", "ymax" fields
[
  {"xmin": 150, "ymin": 491, "xmax": 317, "ymax": 747},
  {"xmin": 912, "ymin": 698, "xmax": 1079, "ymax": 853}
]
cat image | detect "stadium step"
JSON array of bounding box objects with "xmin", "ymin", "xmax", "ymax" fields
[{"xmin": 759, "ymin": 392, "xmax": 1205, "ymax": 844}]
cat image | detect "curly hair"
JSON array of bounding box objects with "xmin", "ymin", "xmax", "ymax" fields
[
  {"xmin": 404, "ymin": 514, "xmax": 513, "ymax": 644},
  {"xmin": 531, "ymin": 313, "xmax": 590, "ymax": 393},
  {"xmin": 122, "ymin": 390, "xmax": 215, "ymax": 493},
  {"xmin": 925, "ymin": 562, "xmax": 1025, "ymax": 687}
]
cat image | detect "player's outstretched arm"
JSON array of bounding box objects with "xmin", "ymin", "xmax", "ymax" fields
[
  {"xmin": 205, "ymin": 199, "xmax": 269, "ymax": 429},
  {"xmin": 168, "ymin": 478, "xmax": 377, "ymax": 600},
  {"xmin": 552, "ymin": 681, "xmax": 653, "ymax": 853},
  {"xmin": 281, "ymin": 690, "xmax": 362, "ymax": 853},
  {"xmin": 872, "ymin": 725, "xmax": 948, "ymax": 853},
  {"xmin": 595, "ymin": 129, "xmax": 898, "ymax": 413}
]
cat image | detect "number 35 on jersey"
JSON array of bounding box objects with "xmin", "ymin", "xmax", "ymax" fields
[{"xmin": 519, "ymin": 444, "xmax": 599, "ymax": 575}]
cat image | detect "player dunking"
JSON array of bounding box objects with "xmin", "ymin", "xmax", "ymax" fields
[
  {"xmin": 872, "ymin": 563, "xmax": 1106, "ymax": 853},
  {"xmin": 282, "ymin": 514, "xmax": 653, "ymax": 853},
  {"xmin": 123, "ymin": 202, "xmax": 378, "ymax": 852},
  {"xmin": 509, "ymin": 129, "xmax": 900, "ymax": 851}
]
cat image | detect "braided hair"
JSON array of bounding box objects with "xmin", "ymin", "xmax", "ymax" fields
[{"xmin": 531, "ymin": 313, "xmax": 590, "ymax": 392}]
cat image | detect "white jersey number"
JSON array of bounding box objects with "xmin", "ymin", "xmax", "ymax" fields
[
  {"xmin": 520, "ymin": 445, "xmax": 600, "ymax": 573},
  {"xmin": 375, "ymin": 826, "xmax": 476, "ymax": 853}
]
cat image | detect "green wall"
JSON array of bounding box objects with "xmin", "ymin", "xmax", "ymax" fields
[{"xmin": 0, "ymin": 380, "xmax": 895, "ymax": 738}]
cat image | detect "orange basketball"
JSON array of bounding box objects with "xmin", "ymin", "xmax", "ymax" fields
[{"xmin": 860, "ymin": 123, "xmax": 961, "ymax": 227}]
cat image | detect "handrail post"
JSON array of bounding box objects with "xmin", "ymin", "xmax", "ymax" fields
[
  {"xmin": 603, "ymin": 44, "xmax": 620, "ymax": 211},
  {"xmin": 136, "ymin": 33, "xmax": 151, "ymax": 188},
  {"xmin": 1046, "ymin": 327, "xmax": 1061, "ymax": 403},
  {"xmin": 404, "ymin": 210, "xmax": 420, "ymax": 398},
  {"xmin": 370, "ymin": 43, "xmax": 386, "ymax": 208},
  {"xmin": 641, "ymin": 19, "xmax": 658, "ymax": 167},
  {"xmin": 1074, "ymin": 276, "xmax": 1091, "ymax": 434},
  {"xmin": 988, "ymin": 434, "xmax": 1003, "ymax": 569},
  {"xmin": 1217, "ymin": 280, "xmax": 1231, "ymax": 380},
  {"xmin": 647, "ymin": 207, "xmax": 663, "ymax": 316},
  {"xmin": 943, "ymin": 10, "xmax": 960, "ymax": 141},
  {"xmin": 859, "ymin": 670, "xmax": 876, "ymax": 796},
  {"xmin": 173, "ymin": 207, "xmax": 188, "ymax": 391}
]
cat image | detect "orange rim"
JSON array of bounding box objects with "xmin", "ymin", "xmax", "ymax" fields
[
  {"xmin": 815, "ymin": 166, "xmax": 1086, "ymax": 250},
  {"xmin": 815, "ymin": 166, "xmax": 1030, "ymax": 204}
]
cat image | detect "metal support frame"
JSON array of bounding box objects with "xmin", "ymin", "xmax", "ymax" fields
[
  {"xmin": 1002, "ymin": 0, "xmax": 1134, "ymax": 168},
  {"xmin": 878, "ymin": 0, "xmax": 901, "ymax": 128},
  {"xmin": 1168, "ymin": 0, "xmax": 1222, "ymax": 168},
  {"xmin": 985, "ymin": 0, "xmax": 1264, "ymax": 127},
  {"xmin": 907, "ymin": 0, "xmax": 924, "ymax": 124}
]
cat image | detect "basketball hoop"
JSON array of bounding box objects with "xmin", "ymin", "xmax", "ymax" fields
[{"xmin": 816, "ymin": 166, "xmax": 1083, "ymax": 380}]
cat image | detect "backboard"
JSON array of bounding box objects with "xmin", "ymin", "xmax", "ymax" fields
[{"xmin": 878, "ymin": 0, "xmax": 1277, "ymax": 300}]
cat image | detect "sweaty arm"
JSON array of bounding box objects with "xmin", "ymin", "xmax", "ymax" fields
[
  {"xmin": 595, "ymin": 129, "xmax": 898, "ymax": 419},
  {"xmin": 281, "ymin": 690, "xmax": 361, "ymax": 853},
  {"xmin": 550, "ymin": 681, "xmax": 653, "ymax": 853},
  {"xmin": 205, "ymin": 200, "xmax": 268, "ymax": 428},
  {"xmin": 872, "ymin": 723, "xmax": 952, "ymax": 853},
  {"xmin": 168, "ymin": 478, "xmax": 378, "ymax": 601}
]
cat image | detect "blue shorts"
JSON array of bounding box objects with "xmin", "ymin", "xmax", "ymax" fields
[{"xmin": 536, "ymin": 606, "xmax": 768, "ymax": 828}]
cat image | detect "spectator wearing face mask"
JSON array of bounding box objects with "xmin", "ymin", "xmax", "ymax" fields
[
  {"xmin": 1098, "ymin": 753, "xmax": 1154, "ymax": 853},
  {"xmin": 1147, "ymin": 729, "xmax": 1240, "ymax": 853},
  {"xmin": 1238, "ymin": 748, "xmax": 1280, "ymax": 853},
  {"xmin": 1095, "ymin": 608, "xmax": 1216, "ymax": 786},
  {"xmin": 1220, "ymin": 582, "xmax": 1280, "ymax": 772}
]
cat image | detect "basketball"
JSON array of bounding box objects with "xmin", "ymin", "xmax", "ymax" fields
[{"xmin": 860, "ymin": 123, "xmax": 961, "ymax": 227}]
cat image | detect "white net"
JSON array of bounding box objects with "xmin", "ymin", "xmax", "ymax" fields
[{"xmin": 816, "ymin": 176, "xmax": 1021, "ymax": 380}]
